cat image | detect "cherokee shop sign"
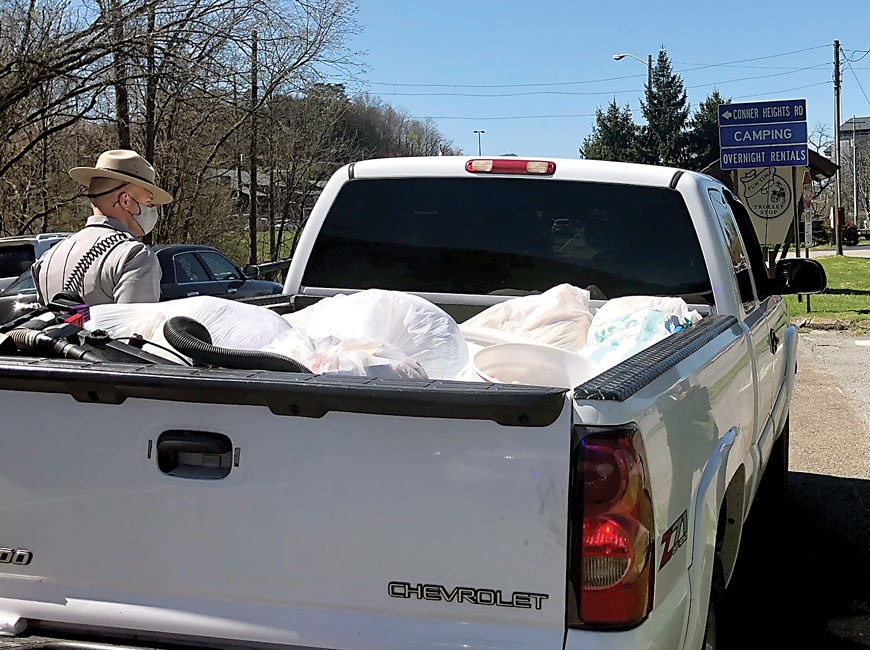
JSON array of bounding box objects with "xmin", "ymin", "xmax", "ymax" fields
[{"xmin": 736, "ymin": 166, "xmax": 801, "ymax": 247}]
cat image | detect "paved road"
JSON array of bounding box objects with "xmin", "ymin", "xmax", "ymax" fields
[
  {"xmin": 803, "ymin": 243, "xmax": 870, "ymax": 259},
  {"xmin": 726, "ymin": 330, "xmax": 870, "ymax": 649}
]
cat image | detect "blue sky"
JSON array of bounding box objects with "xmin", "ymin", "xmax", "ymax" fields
[{"xmin": 338, "ymin": 1, "xmax": 870, "ymax": 160}]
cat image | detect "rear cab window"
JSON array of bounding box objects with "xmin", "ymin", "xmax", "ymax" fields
[{"xmin": 302, "ymin": 178, "xmax": 713, "ymax": 303}]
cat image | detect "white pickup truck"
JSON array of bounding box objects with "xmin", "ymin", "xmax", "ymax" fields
[{"xmin": 0, "ymin": 157, "xmax": 825, "ymax": 650}]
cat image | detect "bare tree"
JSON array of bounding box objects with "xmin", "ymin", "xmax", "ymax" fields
[
  {"xmin": 805, "ymin": 121, "xmax": 836, "ymax": 220},
  {"xmin": 268, "ymin": 84, "xmax": 354, "ymax": 261},
  {"xmin": 160, "ymin": 0, "xmax": 359, "ymax": 262},
  {"xmin": 0, "ymin": 0, "xmax": 456, "ymax": 259}
]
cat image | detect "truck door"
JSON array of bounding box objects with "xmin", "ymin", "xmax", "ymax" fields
[
  {"xmin": 706, "ymin": 189, "xmax": 777, "ymax": 452},
  {"xmin": 724, "ymin": 191, "xmax": 790, "ymax": 453}
]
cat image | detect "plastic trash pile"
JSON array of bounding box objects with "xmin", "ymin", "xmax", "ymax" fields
[
  {"xmin": 86, "ymin": 285, "xmax": 702, "ymax": 386},
  {"xmin": 87, "ymin": 291, "xmax": 468, "ymax": 381},
  {"xmin": 457, "ymin": 286, "xmax": 702, "ymax": 386},
  {"xmin": 265, "ymin": 290, "xmax": 467, "ymax": 380}
]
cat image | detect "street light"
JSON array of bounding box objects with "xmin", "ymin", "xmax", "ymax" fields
[
  {"xmin": 612, "ymin": 52, "xmax": 652, "ymax": 91},
  {"xmin": 473, "ymin": 129, "xmax": 485, "ymax": 155}
]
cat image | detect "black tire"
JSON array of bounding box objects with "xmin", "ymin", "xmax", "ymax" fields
[
  {"xmin": 753, "ymin": 417, "xmax": 790, "ymax": 519},
  {"xmin": 702, "ymin": 559, "xmax": 726, "ymax": 650}
]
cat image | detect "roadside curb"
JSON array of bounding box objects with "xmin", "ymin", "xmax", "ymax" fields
[{"xmin": 792, "ymin": 317, "xmax": 849, "ymax": 331}]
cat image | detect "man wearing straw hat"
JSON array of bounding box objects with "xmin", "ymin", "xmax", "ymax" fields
[{"xmin": 33, "ymin": 149, "xmax": 173, "ymax": 305}]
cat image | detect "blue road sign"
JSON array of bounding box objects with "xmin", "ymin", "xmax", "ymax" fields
[
  {"xmin": 720, "ymin": 144, "xmax": 808, "ymax": 170},
  {"xmin": 718, "ymin": 99, "xmax": 806, "ymax": 126},
  {"xmin": 719, "ymin": 121, "xmax": 807, "ymax": 148},
  {"xmin": 719, "ymin": 98, "xmax": 808, "ymax": 170}
]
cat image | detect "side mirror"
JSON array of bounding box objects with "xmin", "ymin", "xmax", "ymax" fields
[
  {"xmin": 243, "ymin": 264, "xmax": 260, "ymax": 279},
  {"xmin": 769, "ymin": 258, "xmax": 827, "ymax": 295}
]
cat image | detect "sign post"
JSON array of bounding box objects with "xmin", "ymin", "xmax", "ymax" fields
[
  {"xmin": 801, "ymin": 170, "xmax": 813, "ymax": 252},
  {"xmin": 801, "ymin": 170, "xmax": 813, "ymax": 313},
  {"xmin": 719, "ymin": 99, "xmax": 809, "ymax": 274}
]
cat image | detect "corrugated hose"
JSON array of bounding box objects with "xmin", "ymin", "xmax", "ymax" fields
[{"xmin": 162, "ymin": 316, "xmax": 312, "ymax": 373}]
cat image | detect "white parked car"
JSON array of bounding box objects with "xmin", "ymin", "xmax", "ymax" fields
[{"xmin": 0, "ymin": 232, "xmax": 71, "ymax": 292}]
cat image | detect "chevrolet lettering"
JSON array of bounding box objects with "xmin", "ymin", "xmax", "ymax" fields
[{"xmin": 388, "ymin": 582, "xmax": 549, "ymax": 610}]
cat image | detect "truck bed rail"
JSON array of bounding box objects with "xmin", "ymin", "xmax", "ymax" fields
[{"xmin": 574, "ymin": 314, "xmax": 738, "ymax": 401}]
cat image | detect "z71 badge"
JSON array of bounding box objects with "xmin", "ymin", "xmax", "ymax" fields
[
  {"xmin": 659, "ymin": 510, "xmax": 688, "ymax": 570},
  {"xmin": 0, "ymin": 548, "xmax": 33, "ymax": 566}
]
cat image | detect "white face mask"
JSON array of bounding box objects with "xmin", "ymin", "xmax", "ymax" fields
[
  {"xmin": 117, "ymin": 193, "xmax": 159, "ymax": 236},
  {"xmin": 132, "ymin": 204, "xmax": 159, "ymax": 236}
]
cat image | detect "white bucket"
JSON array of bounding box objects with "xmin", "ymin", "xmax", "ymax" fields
[{"xmin": 472, "ymin": 343, "xmax": 601, "ymax": 389}]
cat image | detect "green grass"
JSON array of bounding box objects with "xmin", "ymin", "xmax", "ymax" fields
[
  {"xmin": 783, "ymin": 256, "xmax": 870, "ymax": 327},
  {"xmin": 220, "ymin": 230, "xmax": 296, "ymax": 265}
]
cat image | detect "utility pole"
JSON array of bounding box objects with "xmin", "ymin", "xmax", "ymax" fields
[
  {"xmin": 248, "ymin": 29, "xmax": 259, "ymax": 266},
  {"xmin": 834, "ymin": 40, "xmax": 843, "ymax": 255},
  {"xmin": 854, "ymin": 116, "xmax": 859, "ymax": 226},
  {"xmin": 647, "ymin": 53, "xmax": 653, "ymax": 94}
]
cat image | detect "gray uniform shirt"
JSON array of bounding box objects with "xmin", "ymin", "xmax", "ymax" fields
[{"xmin": 33, "ymin": 215, "xmax": 161, "ymax": 305}]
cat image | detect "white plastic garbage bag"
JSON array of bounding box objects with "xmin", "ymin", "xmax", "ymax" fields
[
  {"xmin": 590, "ymin": 295, "xmax": 702, "ymax": 332},
  {"xmin": 262, "ymin": 331, "xmax": 428, "ymax": 380},
  {"xmin": 580, "ymin": 308, "xmax": 692, "ymax": 372},
  {"xmin": 459, "ymin": 284, "xmax": 594, "ymax": 351},
  {"xmin": 283, "ymin": 290, "xmax": 467, "ymax": 380},
  {"xmin": 0, "ymin": 615, "xmax": 26, "ymax": 637},
  {"xmin": 87, "ymin": 296, "xmax": 294, "ymax": 363}
]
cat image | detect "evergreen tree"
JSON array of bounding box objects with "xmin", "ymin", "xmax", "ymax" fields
[
  {"xmin": 686, "ymin": 90, "xmax": 729, "ymax": 171},
  {"xmin": 578, "ymin": 48, "xmax": 729, "ymax": 171},
  {"xmin": 578, "ymin": 99, "xmax": 640, "ymax": 162},
  {"xmin": 641, "ymin": 49, "xmax": 690, "ymax": 166}
]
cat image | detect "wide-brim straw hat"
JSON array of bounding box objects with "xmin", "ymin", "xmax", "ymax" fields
[{"xmin": 70, "ymin": 149, "xmax": 173, "ymax": 204}]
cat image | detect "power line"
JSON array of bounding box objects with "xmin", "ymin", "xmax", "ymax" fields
[
  {"xmin": 334, "ymin": 44, "xmax": 830, "ymax": 91},
  {"xmin": 357, "ymin": 64, "xmax": 828, "ymax": 99},
  {"xmin": 669, "ymin": 44, "xmax": 829, "ymax": 72},
  {"xmin": 730, "ymin": 80, "xmax": 832, "ymax": 100},
  {"xmin": 675, "ymin": 62, "xmax": 827, "ymax": 71},
  {"xmin": 408, "ymin": 80, "xmax": 834, "ymax": 122},
  {"xmin": 411, "ymin": 113, "xmax": 598, "ymax": 121},
  {"xmin": 374, "ymin": 88, "xmax": 640, "ymax": 98},
  {"xmin": 684, "ymin": 64, "xmax": 829, "ymax": 89},
  {"xmin": 843, "ymin": 49, "xmax": 870, "ymax": 64},
  {"xmin": 358, "ymin": 72, "xmax": 643, "ymax": 89},
  {"xmin": 846, "ymin": 61, "xmax": 870, "ymax": 109}
]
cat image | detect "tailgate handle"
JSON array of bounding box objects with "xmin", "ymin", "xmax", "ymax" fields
[{"xmin": 156, "ymin": 430, "xmax": 233, "ymax": 479}]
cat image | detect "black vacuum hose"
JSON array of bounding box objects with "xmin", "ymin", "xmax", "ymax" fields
[
  {"xmin": 163, "ymin": 316, "xmax": 312, "ymax": 373},
  {"xmin": 9, "ymin": 328, "xmax": 104, "ymax": 361}
]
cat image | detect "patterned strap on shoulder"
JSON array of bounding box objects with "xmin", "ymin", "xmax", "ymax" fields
[{"xmin": 62, "ymin": 232, "xmax": 133, "ymax": 300}]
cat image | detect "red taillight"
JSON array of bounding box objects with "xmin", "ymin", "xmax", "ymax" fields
[
  {"xmin": 465, "ymin": 159, "xmax": 556, "ymax": 175},
  {"xmin": 582, "ymin": 443, "xmax": 629, "ymax": 505},
  {"xmin": 568, "ymin": 426, "xmax": 654, "ymax": 629},
  {"xmin": 583, "ymin": 517, "xmax": 632, "ymax": 588}
]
